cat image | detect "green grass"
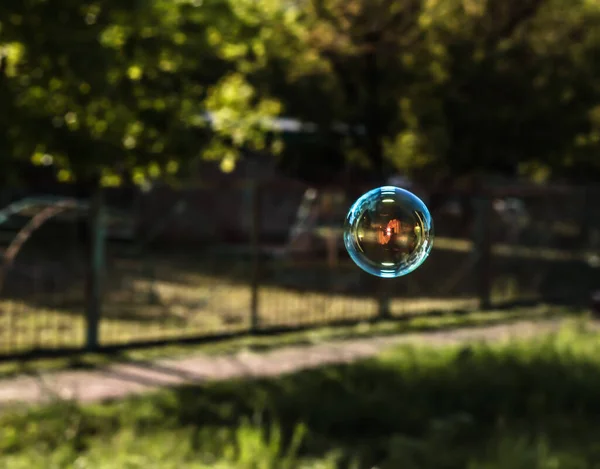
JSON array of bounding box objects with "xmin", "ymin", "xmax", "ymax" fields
[{"xmin": 2, "ymin": 319, "xmax": 600, "ymax": 468}]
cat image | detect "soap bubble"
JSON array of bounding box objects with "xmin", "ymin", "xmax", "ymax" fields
[{"xmin": 344, "ymin": 186, "xmax": 433, "ymax": 278}]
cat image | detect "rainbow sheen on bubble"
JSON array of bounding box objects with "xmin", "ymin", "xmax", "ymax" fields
[{"xmin": 344, "ymin": 186, "xmax": 433, "ymax": 278}]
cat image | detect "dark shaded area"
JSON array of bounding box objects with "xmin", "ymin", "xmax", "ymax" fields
[{"xmin": 130, "ymin": 338, "xmax": 600, "ymax": 467}]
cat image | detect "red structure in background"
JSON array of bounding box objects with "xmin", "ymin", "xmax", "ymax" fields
[{"xmin": 377, "ymin": 219, "xmax": 401, "ymax": 245}]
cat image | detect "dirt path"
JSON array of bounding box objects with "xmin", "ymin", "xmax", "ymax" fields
[{"xmin": 0, "ymin": 319, "xmax": 565, "ymax": 407}]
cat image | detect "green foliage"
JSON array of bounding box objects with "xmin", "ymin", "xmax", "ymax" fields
[
  {"xmin": 426, "ymin": 0, "xmax": 600, "ymax": 179},
  {"xmin": 3, "ymin": 321, "xmax": 600, "ymax": 467},
  {"xmin": 2, "ymin": 0, "xmax": 600, "ymax": 183},
  {"xmin": 264, "ymin": 0, "xmax": 600, "ymax": 180},
  {"xmin": 0, "ymin": 0, "xmax": 285, "ymax": 184}
]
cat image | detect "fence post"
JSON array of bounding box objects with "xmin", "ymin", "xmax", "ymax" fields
[
  {"xmin": 249, "ymin": 180, "xmax": 261, "ymax": 332},
  {"xmin": 577, "ymin": 185, "xmax": 592, "ymax": 249},
  {"xmin": 473, "ymin": 193, "xmax": 493, "ymax": 310},
  {"xmin": 86, "ymin": 185, "xmax": 106, "ymax": 351},
  {"xmin": 377, "ymin": 282, "xmax": 392, "ymax": 320}
]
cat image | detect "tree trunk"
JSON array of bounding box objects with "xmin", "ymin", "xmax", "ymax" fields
[{"xmin": 364, "ymin": 32, "xmax": 385, "ymax": 182}]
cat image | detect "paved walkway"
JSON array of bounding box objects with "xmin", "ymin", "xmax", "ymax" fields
[{"xmin": 0, "ymin": 320, "xmax": 564, "ymax": 407}]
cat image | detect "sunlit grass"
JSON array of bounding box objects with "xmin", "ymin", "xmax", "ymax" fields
[
  {"xmin": 0, "ymin": 302, "xmax": 569, "ymax": 379},
  {"xmin": 0, "ymin": 269, "xmax": 484, "ymax": 354}
]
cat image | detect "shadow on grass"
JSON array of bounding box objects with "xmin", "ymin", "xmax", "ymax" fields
[
  {"xmin": 15, "ymin": 244, "xmax": 598, "ymax": 303},
  {"xmin": 5, "ymin": 323, "xmax": 600, "ymax": 468},
  {"xmin": 137, "ymin": 330, "xmax": 600, "ymax": 467},
  {"xmin": 1, "ymin": 243, "xmax": 596, "ymax": 336}
]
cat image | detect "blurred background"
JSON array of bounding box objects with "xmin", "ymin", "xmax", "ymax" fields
[{"xmin": 2, "ymin": 0, "xmax": 600, "ymax": 467}]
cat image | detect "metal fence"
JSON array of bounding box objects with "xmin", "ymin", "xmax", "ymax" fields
[{"xmin": 0, "ymin": 181, "xmax": 599, "ymax": 360}]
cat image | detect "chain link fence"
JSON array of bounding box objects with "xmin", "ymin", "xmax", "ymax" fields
[{"xmin": 0, "ymin": 180, "xmax": 598, "ymax": 360}]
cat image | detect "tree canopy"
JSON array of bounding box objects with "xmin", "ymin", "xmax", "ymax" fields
[
  {"xmin": 0, "ymin": 0, "xmax": 284, "ymax": 186},
  {"xmin": 1, "ymin": 0, "xmax": 600, "ymax": 186}
]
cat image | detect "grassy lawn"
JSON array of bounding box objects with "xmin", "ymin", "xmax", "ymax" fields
[{"xmin": 2, "ymin": 319, "xmax": 600, "ymax": 468}]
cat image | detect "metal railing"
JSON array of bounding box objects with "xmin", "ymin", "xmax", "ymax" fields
[{"xmin": 0, "ymin": 181, "xmax": 598, "ymax": 360}]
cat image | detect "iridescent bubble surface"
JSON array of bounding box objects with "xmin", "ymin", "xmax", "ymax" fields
[{"xmin": 344, "ymin": 186, "xmax": 434, "ymax": 278}]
